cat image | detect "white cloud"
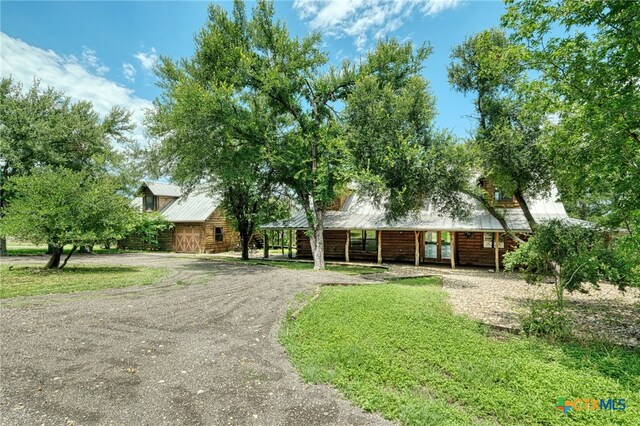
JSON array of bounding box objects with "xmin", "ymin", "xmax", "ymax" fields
[
  {"xmin": 293, "ymin": 0, "xmax": 461, "ymax": 50},
  {"xmin": 1, "ymin": 32, "xmax": 152, "ymax": 144},
  {"xmin": 122, "ymin": 62, "xmax": 137, "ymax": 83},
  {"xmin": 81, "ymin": 46, "xmax": 109, "ymax": 75},
  {"xmin": 134, "ymin": 47, "xmax": 158, "ymax": 71}
]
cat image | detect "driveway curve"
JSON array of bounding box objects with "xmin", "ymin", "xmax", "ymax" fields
[{"xmin": 1, "ymin": 253, "xmax": 392, "ymax": 425}]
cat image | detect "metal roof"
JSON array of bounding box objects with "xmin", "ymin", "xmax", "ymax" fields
[
  {"xmin": 262, "ymin": 188, "xmax": 581, "ymax": 232},
  {"xmin": 144, "ymin": 182, "xmax": 183, "ymax": 197},
  {"xmin": 160, "ymin": 191, "xmax": 221, "ymax": 222}
]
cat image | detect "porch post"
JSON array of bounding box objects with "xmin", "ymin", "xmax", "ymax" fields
[
  {"xmin": 263, "ymin": 231, "xmax": 269, "ymax": 259},
  {"xmin": 494, "ymin": 231, "xmax": 500, "ymax": 272},
  {"xmin": 345, "ymin": 230, "xmax": 350, "ymax": 262},
  {"xmin": 281, "ymin": 230, "xmax": 285, "ymax": 255},
  {"xmin": 414, "ymin": 231, "xmax": 419, "ymax": 267},
  {"xmin": 377, "ymin": 230, "xmax": 382, "ymax": 264},
  {"xmin": 288, "ymin": 229, "xmax": 293, "ymax": 259},
  {"xmin": 450, "ymin": 231, "xmax": 456, "ymax": 269}
]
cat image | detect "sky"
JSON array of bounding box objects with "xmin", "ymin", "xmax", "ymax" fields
[{"xmin": 1, "ymin": 1, "xmax": 507, "ymax": 142}]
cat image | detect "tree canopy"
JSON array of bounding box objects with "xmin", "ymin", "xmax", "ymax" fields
[{"xmin": 0, "ymin": 168, "xmax": 134, "ymax": 268}]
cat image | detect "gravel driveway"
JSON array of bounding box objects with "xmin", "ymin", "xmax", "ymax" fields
[{"xmin": 1, "ymin": 253, "xmax": 392, "ymax": 425}]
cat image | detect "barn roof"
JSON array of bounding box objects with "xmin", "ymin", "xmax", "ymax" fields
[
  {"xmin": 144, "ymin": 181, "xmax": 183, "ymax": 197},
  {"xmin": 159, "ymin": 191, "xmax": 221, "ymax": 223},
  {"xmin": 262, "ymin": 187, "xmax": 586, "ymax": 232}
]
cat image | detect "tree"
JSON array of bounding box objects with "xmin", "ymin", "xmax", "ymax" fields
[
  {"xmin": 148, "ymin": 46, "xmax": 288, "ymax": 260},
  {"xmin": 126, "ymin": 211, "xmax": 174, "ymax": 250},
  {"xmin": 0, "ymin": 78, "xmax": 134, "ymax": 255},
  {"xmin": 448, "ymin": 29, "xmax": 553, "ymax": 235},
  {"xmin": 152, "ymin": 0, "xmax": 455, "ymax": 269},
  {"xmin": 502, "ymin": 0, "xmax": 640, "ymax": 242},
  {"xmin": 0, "ymin": 168, "xmax": 134, "ymax": 269},
  {"xmin": 504, "ymin": 220, "xmax": 635, "ymax": 308}
]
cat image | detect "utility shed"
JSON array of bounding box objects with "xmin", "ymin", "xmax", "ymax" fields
[{"xmin": 122, "ymin": 182, "xmax": 239, "ymax": 254}]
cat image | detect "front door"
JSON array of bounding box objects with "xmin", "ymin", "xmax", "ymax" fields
[{"xmin": 423, "ymin": 231, "xmax": 452, "ymax": 263}]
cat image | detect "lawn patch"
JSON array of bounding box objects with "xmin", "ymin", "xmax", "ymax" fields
[
  {"xmin": 281, "ymin": 277, "xmax": 639, "ymax": 425},
  {"xmin": 1, "ymin": 265, "xmax": 167, "ymax": 298}
]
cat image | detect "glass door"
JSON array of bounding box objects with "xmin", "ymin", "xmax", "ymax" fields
[
  {"xmin": 425, "ymin": 231, "xmax": 438, "ymax": 259},
  {"xmin": 440, "ymin": 232, "xmax": 451, "ymax": 260}
]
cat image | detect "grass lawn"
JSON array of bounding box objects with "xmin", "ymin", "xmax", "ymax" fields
[
  {"xmin": 5, "ymin": 243, "xmax": 138, "ymax": 256},
  {"xmin": 1, "ymin": 265, "xmax": 167, "ymax": 298},
  {"xmin": 281, "ymin": 277, "xmax": 639, "ymax": 425},
  {"xmin": 219, "ymin": 258, "xmax": 384, "ymax": 275}
]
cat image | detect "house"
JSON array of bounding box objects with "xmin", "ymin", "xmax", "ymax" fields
[
  {"xmin": 261, "ymin": 181, "xmax": 589, "ymax": 269},
  {"xmin": 123, "ymin": 182, "xmax": 239, "ymax": 253}
]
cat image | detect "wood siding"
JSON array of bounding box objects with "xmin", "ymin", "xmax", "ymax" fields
[
  {"xmin": 455, "ymin": 232, "xmax": 519, "ymax": 267},
  {"xmin": 295, "ymin": 229, "xmax": 524, "ymax": 267},
  {"xmin": 200, "ymin": 207, "xmax": 240, "ymax": 253},
  {"xmin": 157, "ymin": 196, "xmax": 177, "ymax": 211}
]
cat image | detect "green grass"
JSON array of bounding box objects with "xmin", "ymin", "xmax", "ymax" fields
[
  {"xmin": 5, "ymin": 244, "xmax": 139, "ymax": 256},
  {"xmin": 281, "ymin": 277, "xmax": 639, "ymax": 425},
  {"xmin": 0, "ymin": 265, "xmax": 167, "ymax": 298},
  {"xmin": 219, "ymin": 257, "xmax": 385, "ymax": 275}
]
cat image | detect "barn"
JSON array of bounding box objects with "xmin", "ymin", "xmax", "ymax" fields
[
  {"xmin": 262, "ymin": 181, "xmax": 589, "ymax": 270},
  {"xmin": 123, "ymin": 182, "xmax": 239, "ymax": 253}
]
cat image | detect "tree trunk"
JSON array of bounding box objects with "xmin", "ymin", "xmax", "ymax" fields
[
  {"xmin": 59, "ymin": 245, "xmax": 77, "ymax": 269},
  {"xmin": 0, "ymin": 237, "xmax": 6, "ymax": 256},
  {"xmin": 45, "ymin": 246, "xmax": 63, "ymax": 269},
  {"xmin": 466, "ymin": 189, "xmax": 525, "ymax": 244},
  {"xmin": 308, "ymin": 223, "xmax": 325, "ymax": 270},
  {"xmin": 47, "ymin": 244, "xmax": 56, "ymax": 255},
  {"xmin": 514, "ymin": 187, "xmax": 537, "ymax": 232},
  {"xmin": 240, "ymin": 231, "xmax": 251, "ymax": 260}
]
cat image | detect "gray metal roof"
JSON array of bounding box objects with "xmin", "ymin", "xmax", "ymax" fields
[
  {"xmin": 145, "ymin": 182, "xmax": 183, "ymax": 197},
  {"xmin": 262, "ymin": 188, "xmax": 581, "ymax": 232},
  {"xmin": 160, "ymin": 191, "xmax": 221, "ymax": 222}
]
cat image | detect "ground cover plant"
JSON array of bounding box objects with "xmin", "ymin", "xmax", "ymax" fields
[
  {"xmin": 0, "ymin": 265, "xmax": 167, "ymax": 298},
  {"xmin": 281, "ymin": 277, "xmax": 639, "ymax": 425}
]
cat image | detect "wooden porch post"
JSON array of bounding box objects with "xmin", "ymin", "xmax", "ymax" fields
[
  {"xmin": 345, "ymin": 230, "xmax": 350, "ymax": 262},
  {"xmin": 494, "ymin": 231, "xmax": 500, "ymax": 272},
  {"xmin": 263, "ymin": 231, "xmax": 269, "ymax": 259},
  {"xmin": 377, "ymin": 231, "xmax": 382, "ymax": 265},
  {"xmin": 414, "ymin": 231, "xmax": 420, "ymax": 267},
  {"xmin": 281, "ymin": 230, "xmax": 285, "ymax": 255},
  {"xmin": 450, "ymin": 231, "xmax": 456, "ymax": 269},
  {"xmin": 288, "ymin": 229, "xmax": 293, "ymax": 259}
]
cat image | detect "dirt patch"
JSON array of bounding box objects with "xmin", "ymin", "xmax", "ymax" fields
[{"xmin": 1, "ymin": 253, "xmax": 392, "ymax": 425}]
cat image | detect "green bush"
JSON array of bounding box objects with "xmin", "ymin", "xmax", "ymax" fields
[{"xmin": 520, "ymin": 300, "xmax": 571, "ymax": 339}]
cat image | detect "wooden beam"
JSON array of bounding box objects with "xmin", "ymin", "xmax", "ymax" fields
[
  {"xmin": 450, "ymin": 231, "xmax": 456, "ymax": 269},
  {"xmin": 281, "ymin": 230, "xmax": 285, "ymax": 255},
  {"xmin": 495, "ymin": 231, "xmax": 500, "ymax": 272},
  {"xmin": 263, "ymin": 231, "xmax": 269, "ymax": 259},
  {"xmin": 377, "ymin": 231, "xmax": 382, "ymax": 264},
  {"xmin": 414, "ymin": 231, "xmax": 420, "ymax": 267},
  {"xmin": 288, "ymin": 229, "xmax": 293, "ymax": 259},
  {"xmin": 345, "ymin": 230, "xmax": 350, "ymax": 262}
]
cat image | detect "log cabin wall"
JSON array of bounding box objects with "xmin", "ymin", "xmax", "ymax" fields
[
  {"xmin": 295, "ymin": 230, "xmax": 348, "ymax": 259},
  {"xmin": 157, "ymin": 196, "xmax": 177, "ymax": 211},
  {"xmin": 201, "ymin": 207, "xmax": 240, "ymax": 253},
  {"xmin": 454, "ymin": 231, "xmax": 519, "ymax": 267},
  {"xmin": 380, "ymin": 231, "xmax": 415, "ymax": 262}
]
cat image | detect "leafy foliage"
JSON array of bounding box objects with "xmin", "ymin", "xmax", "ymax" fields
[
  {"xmin": 127, "ymin": 211, "xmax": 173, "ymax": 249},
  {"xmin": 0, "ymin": 168, "xmax": 135, "ymax": 268},
  {"xmin": 504, "ymin": 220, "xmax": 635, "ymax": 307},
  {"xmin": 502, "ymin": 0, "xmax": 640, "ymax": 240}
]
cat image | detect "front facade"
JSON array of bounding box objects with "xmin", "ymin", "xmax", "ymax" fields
[
  {"xmin": 264, "ymin": 181, "xmax": 586, "ymax": 269},
  {"xmin": 122, "ymin": 182, "xmax": 239, "ymax": 254}
]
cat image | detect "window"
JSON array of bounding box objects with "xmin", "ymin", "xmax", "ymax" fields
[
  {"xmin": 215, "ymin": 227, "xmax": 224, "ymax": 242},
  {"xmin": 349, "ymin": 230, "xmax": 377, "ymax": 252},
  {"xmin": 144, "ymin": 195, "xmax": 155, "ymax": 211},
  {"xmin": 424, "ymin": 231, "xmax": 438, "ymax": 259},
  {"xmin": 483, "ymin": 232, "xmax": 505, "ymax": 249}
]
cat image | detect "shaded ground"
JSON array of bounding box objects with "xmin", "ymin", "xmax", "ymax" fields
[{"xmin": 1, "ymin": 253, "xmax": 392, "ymax": 425}]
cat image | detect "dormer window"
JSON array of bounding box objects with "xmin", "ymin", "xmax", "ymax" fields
[
  {"xmin": 494, "ymin": 189, "xmax": 514, "ymax": 203},
  {"xmin": 144, "ymin": 195, "xmax": 155, "ymax": 211}
]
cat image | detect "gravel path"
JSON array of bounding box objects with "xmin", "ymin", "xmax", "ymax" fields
[{"xmin": 1, "ymin": 253, "xmax": 392, "ymax": 426}]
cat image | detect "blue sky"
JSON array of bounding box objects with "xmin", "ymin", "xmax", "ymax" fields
[{"xmin": 1, "ymin": 1, "xmax": 506, "ymax": 141}]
